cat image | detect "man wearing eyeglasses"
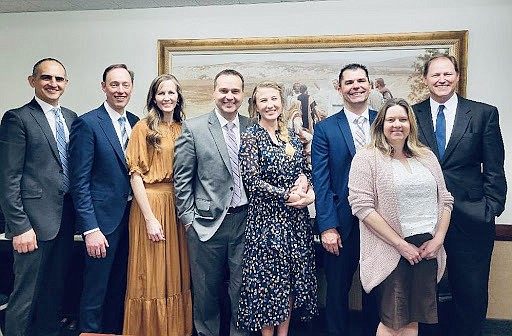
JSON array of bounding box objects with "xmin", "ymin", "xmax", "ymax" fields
[{"xmin": 0, "ymin": 58, "xmax": 77, "ymax": 336}]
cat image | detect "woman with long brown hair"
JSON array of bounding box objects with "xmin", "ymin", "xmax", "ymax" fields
[{"xmin": 123, "ymin": 74, "xmax": 192, "ymax": 336}]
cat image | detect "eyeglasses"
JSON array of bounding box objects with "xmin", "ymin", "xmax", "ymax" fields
[{"xmin": 39, "ymin": 74, "xmax": 66, "ymax": 82}]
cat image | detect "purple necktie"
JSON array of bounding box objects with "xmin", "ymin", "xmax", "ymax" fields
[{"xmin": 225, "ymin": 122, "xmax": 241, "ymax": 207}]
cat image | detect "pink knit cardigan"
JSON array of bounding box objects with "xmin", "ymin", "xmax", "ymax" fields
[{"xmin": 348, "ymin": 147, "xmax": 454, "ymax": 293}]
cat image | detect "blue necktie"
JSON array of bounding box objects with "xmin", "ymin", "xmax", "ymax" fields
[
  {"xmin": 435, "ymin": 105, "xmax": 446, "ymax": 160},
  {"xmin": 52, "ymin": 107, "xmax": 69, "ymax": 192},
  {"xmin": 118, "ymin": 116, "xmax": 128, "ymax": 152}
]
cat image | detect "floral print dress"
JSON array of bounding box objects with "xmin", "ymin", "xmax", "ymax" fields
[{"xmin": 236, "ymin": 124, "xmax": 318, "ymax": 331}]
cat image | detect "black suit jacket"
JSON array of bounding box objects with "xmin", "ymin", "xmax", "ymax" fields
[
  {"xmin": 0, "ymin": 98, "xmax": 77, "ymax": 241},
  {"xmin": 413, "ymin": 95, "xmax": 506, "ymax": 238}
]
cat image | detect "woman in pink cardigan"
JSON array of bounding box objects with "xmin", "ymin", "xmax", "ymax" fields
[{"xmin": 348, "ymin": 98, "xmax": 453, "ymax": 336}]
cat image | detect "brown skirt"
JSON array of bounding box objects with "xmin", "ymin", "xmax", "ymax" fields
[
  {"xmin": 374, "ymin": 233, "xmax": 438, "ymax": 329},
  {"xmin": 123, "ymin": 183, "xmax": 192, "ymax": 336}
]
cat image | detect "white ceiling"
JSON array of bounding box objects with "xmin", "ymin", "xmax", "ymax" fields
[{"xmin": 0, "ymin": 0, "xmax": 320, "ymax": 13}]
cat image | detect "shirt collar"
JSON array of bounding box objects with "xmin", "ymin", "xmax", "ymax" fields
[
  {"xmin": 35, "ymin": 96, "xmax": 60, "ymax": 114},
  {"xmin": 104, "ymin": 101, "xmax": 127, "ymax": 122},
  {"xmin": 215, "ymin": 108, "xmax": 240, "ymax": 129},
  {"xmin": 344, "ymin": 108, "xmax": 370, "ymax": 123},
  {"xmin": 430, "ymin": 93, "xmax": 458, "ymax": 115}
]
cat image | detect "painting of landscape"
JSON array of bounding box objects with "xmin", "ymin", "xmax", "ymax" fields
[{"xmin": 159, "ymin": 32, "xmax": 467, "ymax": 118}]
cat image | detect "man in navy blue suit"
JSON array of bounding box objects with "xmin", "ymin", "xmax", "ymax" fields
[
  {"xmin": 312, "ymin": 64, "xmax": 378, "ymax": 336},
  {"xmin": 69, "ymin": 64, "xmax": 139, "ymax": 334},
  {"xmin": 413, "ymin": 55, "xmax": 506, "ymax": 336}
]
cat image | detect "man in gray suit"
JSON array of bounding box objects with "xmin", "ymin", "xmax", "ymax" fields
[
  {"xmin": 0, "ymin": 58, "xmax": 77, "ymax": 336},
  {"xmin": 174, "ymin": 69, "xmax": 250, "ymax": 336}
]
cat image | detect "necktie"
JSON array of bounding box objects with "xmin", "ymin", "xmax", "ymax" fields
[
  {"xmin": 353, "ymin": 116, "xmax": 366, "ymax": 149},
  {"xmin": 225, "ymin": 122, "xmax": 241, "ymax": 207},
  {"xmin": 435, "ymin": 105, "xmax": 446, "ymax": 160},
  {"xmin": 118, "ymin": 116, "xmax": 128, "ymax": 152},
  {"xmin": 52, "ymin": 107, "xmax": 69, "ymax": 192}
]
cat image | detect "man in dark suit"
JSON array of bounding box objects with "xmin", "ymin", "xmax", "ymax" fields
[
  {"xmin": 0, "ymin": 58, "xmax": 77, "ymax": 336},
  {"xmin": 312, "ymin": 63, "xmax": 378, "ymax": 336},
  {"xmin": 69, "ymin": 64, "xmax": 139, "ymax": 334},
  {"xmin": 174, "ymin": 69, "xmax": 250, "ymax": 336},
  {"xmin": 413, "ymin": 55, "xmax": 507, "ymax": 336}
]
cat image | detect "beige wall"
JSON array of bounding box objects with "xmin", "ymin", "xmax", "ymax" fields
[{"xmin": 488, "ymin": 241, "xmax": 512, "ymax": 319}]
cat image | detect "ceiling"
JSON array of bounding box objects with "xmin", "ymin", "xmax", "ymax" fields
[{"xmin": 0, "ymin": 0, "xmax": 317, "ymax": 13}]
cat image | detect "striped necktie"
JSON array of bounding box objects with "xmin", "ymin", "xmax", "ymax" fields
[
  {"xmin": 225, "ymin": 122, "xmax": 241, "ymax": 207},
  {"xmin": 353, "ymin": 116, "xmax": 366, "ymax": 150},
  {"xmin": 435, "ymin": 105, "xmax": 446, "ymax": 159},
  {"xmin": 52, "ymin": 107, "xmax": 69, "ymax": 192},
  {"xmin": 118, "ymin": 116, "xmax": 128, "ymax": 152}
]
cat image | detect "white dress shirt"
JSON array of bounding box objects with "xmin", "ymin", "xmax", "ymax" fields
[
  {"xmin": 104, "ymin": 101, "xmax": 132, "ymax": 149},
  {"xmin": 35, "ymin": 96, "xmax": 70, "ymax": 142}
]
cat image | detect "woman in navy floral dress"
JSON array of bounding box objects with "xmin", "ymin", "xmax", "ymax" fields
[{"xmin": 237, "ymin": 81, "xmax": 318, "ymax": 335}]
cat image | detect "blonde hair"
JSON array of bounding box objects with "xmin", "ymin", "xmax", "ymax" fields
[
  {"xmin": 370, "ymin": 98, "xmax": 429, "ymax": 157},
  {"xmin": 251, "ymin": 81, "xmax": 295, "ymax": 157},
  {"xmin": 144, "ymin": 74, "xmax": 185, "ymax": 150}
]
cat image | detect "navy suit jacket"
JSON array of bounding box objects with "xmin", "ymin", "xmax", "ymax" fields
[
  {"xmin": 69, "ymin": 104, "xmax": 139, "ymax": 235},
  {"xmin": 413, "ymin": 95, "xmax": 506, "ymax": 238},
  {"xmin": 312, "ymin": 109, "xmax": 377, "ymax": 241}
]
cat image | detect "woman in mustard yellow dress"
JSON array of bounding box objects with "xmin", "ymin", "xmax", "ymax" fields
[{"xmin": 123, "ymin": 74, "xmax": 192, "ymax": 336}]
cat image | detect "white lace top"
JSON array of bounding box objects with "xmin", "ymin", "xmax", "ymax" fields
[{"xmin": 392, "ymin": 158, "xmax": 438, "ymax": 237}]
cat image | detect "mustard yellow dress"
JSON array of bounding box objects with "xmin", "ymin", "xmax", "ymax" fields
[{"xmin": 123, "ymin": 121, "xmax": 192, "ymax": 336}]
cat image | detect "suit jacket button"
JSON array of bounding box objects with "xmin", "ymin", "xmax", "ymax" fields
[
  {"xmin": 58, "ymin": 190, "xmax": 63, "ymax": 195},
  {"xmin": 230, "ymin": 187, "xmax": 233, "ymax": 190}
]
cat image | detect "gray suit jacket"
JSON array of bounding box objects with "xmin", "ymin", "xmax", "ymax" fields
[
  {"xmin": 0, "ymin": 98, "xmax": 77, "ymax": 241},
  {"xmin": 174, "ymin": 110, "xmax": 250, "ymax": 241}
]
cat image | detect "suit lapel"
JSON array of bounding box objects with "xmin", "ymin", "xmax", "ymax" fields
[
  {"xmin": 415, "ymin": 100, "xmax": 440, "ymax": 158},
  {"xmin": 239, "ymin": 115, "xmax": 250, "ymax": 132},
  {"xmin": 336, "ymin": 109, "xmax": 356, "ymax": 156},
  {"xmin": 208, "ymin": 110, "xmax": 232, "ymax": 172},
  {"xmin": 444, "ymin": 95, "xmax": 472, "ymax": 161},
  {"xmin": 61, "ymin": 107, "xmax": 75, "ymax": 130},
  {"xmin": 96, "ymin": 105, "xmax": 128, "ymax": 170},
  {"xmin": 28, "ymin": 99, "xmax": 60, "ymax": 163},
  {"xmin": 126, "ymin": 111, "xmax": 138, "ymax": 128},
  {"xmin": 369, "ymin": 109, "xmax": 378, "ymax": 124}
]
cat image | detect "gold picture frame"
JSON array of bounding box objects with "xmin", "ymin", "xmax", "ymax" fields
[{"xmin": 158, "ymin": 31, "xmax": 467, "ymax": 116}]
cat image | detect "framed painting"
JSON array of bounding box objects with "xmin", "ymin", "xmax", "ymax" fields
[{"xmin": 158, "ymin": 31, "xmax": 467, "ymax": 118}]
